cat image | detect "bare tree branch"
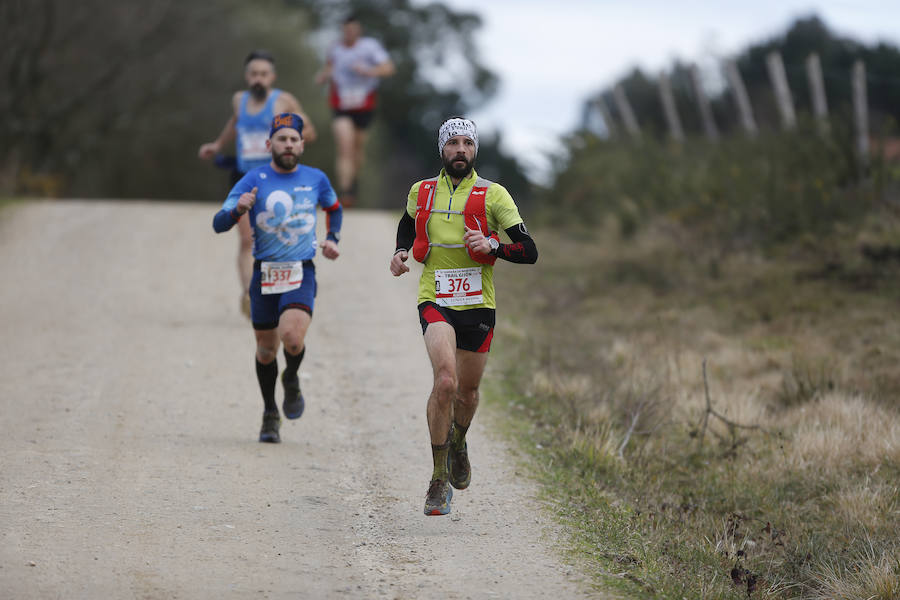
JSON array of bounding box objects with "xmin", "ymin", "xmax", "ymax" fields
[
  {"xmin": 617, "ymin": 411, "xmax": 641, "ymax": 459},
  {"xmin": 696, "ymin": 358, "xmax": 767, "ymax": 448}
]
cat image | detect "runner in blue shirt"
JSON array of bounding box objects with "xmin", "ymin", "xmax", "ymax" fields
[
  {"xmin": 200, "ymin": 50, "xmax": 318, "ymax": 318},
  {"xmin": 213, "ymin": 113, "xmax": 342, "ymax": 443}
]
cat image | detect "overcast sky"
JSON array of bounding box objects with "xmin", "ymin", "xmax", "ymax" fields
[{"xmin": 409, "ymin": 1, "xmax": 900, "ymax": 180}]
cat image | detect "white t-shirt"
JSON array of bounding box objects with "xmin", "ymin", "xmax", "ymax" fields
[{"xmin": 328, "ymin": 37, "xmax": 390, "ymax": 110}]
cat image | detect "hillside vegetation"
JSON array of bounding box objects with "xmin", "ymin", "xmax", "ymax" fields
[
  {"xmin": 2, "ymin": 0, "xmax": 529, "ymax": 205},
  {"xmin": 488, "ymin": 128, "xmax": 900, "ymax": 598}
]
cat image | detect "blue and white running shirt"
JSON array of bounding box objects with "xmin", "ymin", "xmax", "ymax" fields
[
  {"xmin": 221, "ymin": 164, "xmax": 339, "ymax": 261},
  {"xmin": 235, "ymin": 89, "xmax": 281, "ymax": 174}
]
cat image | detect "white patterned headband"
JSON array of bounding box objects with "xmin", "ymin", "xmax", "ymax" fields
[{"xmin": 437, "ymin": 118, "xmax": 479, "ymax": 156}]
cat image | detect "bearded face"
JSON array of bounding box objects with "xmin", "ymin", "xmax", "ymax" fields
[
  {"xmin": 244, "ymin": 58, "xmax": 275, "ymax": 100},
  {"xmin": 273, "ymin": 146, "xmax": 301, "ymax": 170},
  {"xmin": 268, "ymin": 128, "xmax": 303, "ymax": 171},
  {"xmin": 441, "ymin": 139, "xmax": 476, "ymax": 179},
  {"xmin": 249, "ymin": 82, "xmax": 267, "ymax": 100}
]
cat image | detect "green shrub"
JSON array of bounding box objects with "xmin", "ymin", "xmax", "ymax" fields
[{"xmin": 541, "ymin": 124, "xmax": 884, "ymax": 252}]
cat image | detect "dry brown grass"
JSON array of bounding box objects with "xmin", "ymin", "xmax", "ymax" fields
[
  {"xmin": 832, "ymin": 481, "xmax": 900, "ymax": 531},
  {"xmin": 811, "ymin": 539, "xmax": 900, "ymax": 600},
  {"xmin": 783, "ymin": 393, "xmax": 900, "ymax": 470},
  {"xmin": 492, "ymin": 214, "xmax": 900, "ymax": 598}
]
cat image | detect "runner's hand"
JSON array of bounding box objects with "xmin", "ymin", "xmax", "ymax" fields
[
  {"xmin": 237, "ymin": 187, "xmax": 257, "ymax": 215},
  {"xmin": 314, "ymin": 69, "xmax": 330, "ymax": 85},
  {"xmin": 390, "ymin": 250, "xmax": 409, "ymax": 276},
  {"xmin": 198, "ymin": 142, "xmax": 220, "ymax": 160},
  {"xmin": 463, "ymin": 226, "xmax": 489, "ymax": 254},
  {"xmin": 321, "ymin": 240, "xmax": 340, "ymax": 260}
]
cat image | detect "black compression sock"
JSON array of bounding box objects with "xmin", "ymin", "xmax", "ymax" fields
[
  {"xmin": 283, "ymin": 346, "xmax": 305, "ymax": 381},
  {"xmin": 255, "ymin": 359, "xmax": 278, "ymax": 413}
]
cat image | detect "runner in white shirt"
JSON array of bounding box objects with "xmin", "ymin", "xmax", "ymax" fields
[{"xmin": 315, "ymin": 14, "xmax": 395, "ymax": 207}]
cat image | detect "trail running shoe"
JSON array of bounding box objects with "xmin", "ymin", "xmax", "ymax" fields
[
  {"xmin": 259, "ymin": 411, "xmax": 281, "ymax": 443},
  {"xmin": 424, "ymin": 479, "xmax": 453, "ymax": 516},
  {"xmin": 281, "ymin": 372, "xmax": 305, "ymax": 420},
  {"xmin": 448, "ymin": 440, "xmax": 471, "ymax": 490}
]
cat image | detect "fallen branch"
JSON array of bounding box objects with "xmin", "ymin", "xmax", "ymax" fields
[
  {"xmin": 617, "ymin": 410, "xmax": 641, "ymax": 459},
  {"xmin": 696, "ymin": 358, "xmax": 766, "ymax": 447}
]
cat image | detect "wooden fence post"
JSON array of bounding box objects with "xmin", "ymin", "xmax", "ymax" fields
[
  {"xmin": 658, "ymin": 72, "xmax": 685, "ymax": 142},
  {"xmin": 766, "ymin": 51, "xmax": 797, "ymax": 129},
  {"xmin": 595, "ymin": 95, "xmax": 617, "ymax": 139},
  {"xmin": 723, "ymin": 59, "xmax": 757, "ymax": 136},
  {"xmin": 613, "ymin": 83, "xmax": 641, "ymax": 139},
  {"xmin": 805, "ymin": 53, "xmax": 829, "ymax": 133},
  {"xmin": 852, "ymin": 60, "xmax": 869, "ymax": 168},
  {"xmin": 690, "ymin": 65, "xmax": 719, "ymax": 141}
]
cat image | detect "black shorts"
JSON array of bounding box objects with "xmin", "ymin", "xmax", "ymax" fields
[
  {"xmin": 418, "ymin": 302, "xmax": 495, "ymax": 353},
  {"xmin": 333, "ymin": 109, "xmax": 375, "ymax": 130}
]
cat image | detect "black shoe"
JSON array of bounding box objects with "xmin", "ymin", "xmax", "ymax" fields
[
  {"xmin": 424, "ymin": 478, "xmax": 453, "ymax": 516},
  {"xmin": 281, "ymin": 372, "xmax": 305, "ymax": 420},
  {"xmin": 448, "ymin": 440, "xmax": 471, "ymax": 490},
  {"xmin": 259, "ymin": 411, "xmax": 281, "ymax": 443}
]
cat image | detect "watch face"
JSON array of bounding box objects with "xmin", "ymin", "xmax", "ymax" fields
[{"xmin": 489, "ymin": 238, "xmax": 499, "ymax": 250}]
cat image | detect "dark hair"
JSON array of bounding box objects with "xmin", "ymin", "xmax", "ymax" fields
[
  {"xmin": 244, "ymin": 49, "xmax": 275, "ymax": 66},
  {"xmin": 343, "ymin": 13, "xmax": 360, "ymax": 25}
]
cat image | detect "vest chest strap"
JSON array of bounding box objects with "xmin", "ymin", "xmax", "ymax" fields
[{"xmin": 412, "ymin": 175, "xmax": 498, "ymax": 265}]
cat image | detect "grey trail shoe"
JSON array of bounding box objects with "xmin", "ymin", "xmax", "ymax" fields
[
  {"xmin": 424, "ymin": 479, "xmax": 453, "ymax": 516},
  {"xmin": 448, "ymin": 440, "xmax": 471, "ymax": 490}
]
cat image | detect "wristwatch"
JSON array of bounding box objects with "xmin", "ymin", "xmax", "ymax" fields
[{"xmin": 488, "ymin": 237, "xmax": 500, "ymax": 255}]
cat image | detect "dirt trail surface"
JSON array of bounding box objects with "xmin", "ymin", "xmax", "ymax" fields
[{"xmin": 0, "ymin": 201, "xmax": 593, "ymax": 599}]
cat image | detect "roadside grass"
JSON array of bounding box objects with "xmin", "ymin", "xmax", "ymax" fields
[
  {"xmin": 486, "ymin": 213, "xmax": 900, "ymax": 599},
  {"xmin": 0, "ymin": 196, "xmax": 21, "ymax": 212}
]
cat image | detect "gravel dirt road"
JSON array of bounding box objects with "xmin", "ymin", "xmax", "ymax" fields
[{"xmin": 0, "ymin": 201, "xmax": 592, "ymax": 599}]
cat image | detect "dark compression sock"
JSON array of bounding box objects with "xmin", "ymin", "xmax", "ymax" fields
[
  {"xmin": 255, "ymin": 359, "xmax": 278, "ymax": 413},
  {"xmin": 283, "ymin": 346, "xmax": 305, "ymax": 381}
]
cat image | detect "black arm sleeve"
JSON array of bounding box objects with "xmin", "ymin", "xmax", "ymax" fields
[
  {"xmin": 497, "ymin": 223, "xmax": 538, "ymax": 264},
  {"xmin": 396, "ymin": 211, "xmax": 415, "ymax": 252}
]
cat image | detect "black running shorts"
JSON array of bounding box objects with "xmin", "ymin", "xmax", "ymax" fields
[
  {"xmin": 332, "ymin": 109, "xmax": 375, "ymax": 130},
  {"xmin": 418, "ymin": 301, "xmax": 495, "ymax": 353}
]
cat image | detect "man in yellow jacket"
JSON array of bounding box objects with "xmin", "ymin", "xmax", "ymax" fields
[{"xmin": 389, "ymin": 117, "xmax": 538, "ymax": 516}]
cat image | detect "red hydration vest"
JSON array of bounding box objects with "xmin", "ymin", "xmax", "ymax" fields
[{"xmin": 412, "ymin": 176, "xmax": 499, "ymax": 265}]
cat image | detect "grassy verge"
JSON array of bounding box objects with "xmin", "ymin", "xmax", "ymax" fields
[
  {"xmin": 485, "ymin": 213, "xmax": 900, "ymax": 599},
  {"xmin": 0, "ymin": 196, "xmax": 21, "ymax": 212}
]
